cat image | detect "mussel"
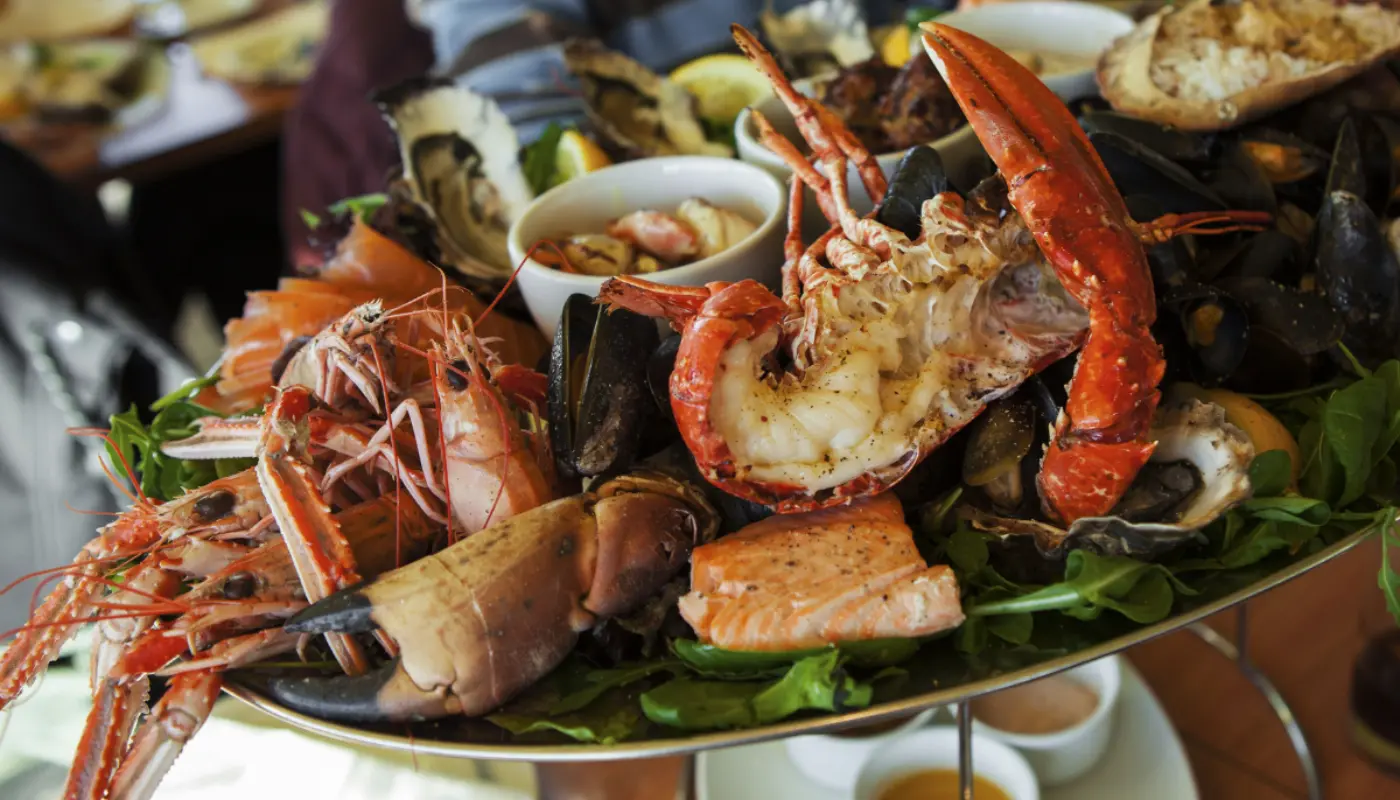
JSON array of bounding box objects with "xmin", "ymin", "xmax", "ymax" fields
[
  {"xmin": 1205, "ymin": 140, "xmax": 1277, "ymax": 215},
  {"xmin": 959, "ymin": 380, "xmax": 1057, "ymax": 519},
  {"xmin": 1091, "ymin": 130, "xmax": 1227, "ymax": 214},
  {"xmin": 1079, "ymin": 110, "xmax": 1215, "ymax": 164},
  {"xmin": 965, "ymin": 391, "xmax": 1254, "ymax": 559},
  {"xmin": 1314, "ymin": 119, "xmax": 1400, "ymax": 368},
  {"xmin": 1177, "ymin": 292, "xmax": 1251, "ymax": 387},
  {"xmin": 1204, "ymin": 229, "xmax": 1304, "ymax": 284},
  {"xmin": 547, "ymin": 294, "xmax": 666, "ymax": 482},
  {"xmin": 875, "ymin": 145, "xmax": 951, "ymax": 239},
  {"xmin": 1239, "ymin": 128, "xmax": 1329, "ymax": 187},
  {"xmin": 1359, "ymin": 113, "xmax": 1400, "ymax": 218}
]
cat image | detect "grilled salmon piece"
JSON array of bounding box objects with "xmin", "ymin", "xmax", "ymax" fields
[{"xmin": 679, "ymin": 493, "xmax": 965, "ymax": 651}]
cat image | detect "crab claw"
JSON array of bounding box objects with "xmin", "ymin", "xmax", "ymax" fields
[
  {"xmin": 266, "ymin": 659, "xmax": 458, "ymax": 723},
  {"xmin": 262, "ymin": 472, "xmax": 718, "ymax": 723}
]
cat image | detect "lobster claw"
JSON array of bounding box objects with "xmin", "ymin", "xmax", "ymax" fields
[{"xmin": 267, "ymin": 471, "xmax": 719, "ymax": 723}]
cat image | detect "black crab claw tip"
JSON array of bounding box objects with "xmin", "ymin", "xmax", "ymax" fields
[
  {"xmin": 283, "ymin": 586, "xmax": 375, "ymax": 634},
  {"xmin": 265, "ymin": 660, "xmax": 401, "ymax": 723},
  {"xmin": 265, "ymin": 659, "xmax": 458, "ymax": 724}
]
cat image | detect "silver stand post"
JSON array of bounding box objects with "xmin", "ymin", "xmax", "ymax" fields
[
  {"xmin": 958, "ymin": 699, "xmax": 973, "ymax": 799},
  {"xmin": 1188, "ymin": 603, "xmax": 1322, "ymax": 800}
]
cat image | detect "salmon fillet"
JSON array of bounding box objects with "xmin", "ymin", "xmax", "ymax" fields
[{"xmin": 679, "ymin": 493, "xmax": 965, "ymax": 650}]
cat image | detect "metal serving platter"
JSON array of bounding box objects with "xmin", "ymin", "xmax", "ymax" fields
[{"xmin": 222, "ymin": 528, "xmax": 1370, "ymax": 761}]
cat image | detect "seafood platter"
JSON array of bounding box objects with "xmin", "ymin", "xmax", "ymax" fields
[{"xmin": 10, "ymin": 0, "xmax": 1400, "ymax": 795}]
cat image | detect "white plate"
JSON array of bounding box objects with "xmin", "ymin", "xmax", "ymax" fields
[{"xmin": 696, "ymin": 662, "xmax": 1197, "ymax": 800}]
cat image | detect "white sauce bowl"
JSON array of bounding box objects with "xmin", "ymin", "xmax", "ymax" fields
[
  {"xmin": 507, "ymin": 156, "xmax": 787, "ymax": 341},
  {"xmin": 972, "ymin": 654, "xmax": 1124, "ymax": 787},
  {"xmin": 922, "ymin": 1, "xmax": 1135, "ymax": 101},
  {"xmin": 854, "ymin": 726, "xmax": 1041, "ymax": 800},
  {"xmin": 783, "ymin": 708, "xmax": 936, "ymax": 792}
]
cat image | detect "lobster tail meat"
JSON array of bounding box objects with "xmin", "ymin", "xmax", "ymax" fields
[{"xmin": 600, "ymin": 27, "xmax": 1091, "ymax": 513}]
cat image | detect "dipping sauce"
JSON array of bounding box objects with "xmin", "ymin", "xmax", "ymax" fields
[
  {"xmin": 971, "ymin": 674, "xmax": 1099, "ymax": 735},
  {"xmin": 876, "ymin": 770, "xmax": 1012, "ymax": 800},
  {"xmin": 1006, "ymin": 50, "xmax": 1099, "ymax": 78}
]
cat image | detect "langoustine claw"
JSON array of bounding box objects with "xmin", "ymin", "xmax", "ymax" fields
[{"xmin": 265, "ymin": 471, "xmax": 718, "ymax": 722}]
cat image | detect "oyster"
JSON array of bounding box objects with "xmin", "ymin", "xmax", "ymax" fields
[
  {"xmin": 758, "ymin": 0, "xmax": 876, "ymax": 78},
  {"xmin": 1098, "ymin": 0, "xmax": 1400, "ymax": 131},
  {"xmin": 562, "ymin": 38, "xmax": 732, "ymax": 160},
  {"xmin": 965, "ymin": 391, "xmax": 1255, "ymax": 559},
  {"xmin": 376, "ymin": 79, "xmax": 534, "ymax": 284}
]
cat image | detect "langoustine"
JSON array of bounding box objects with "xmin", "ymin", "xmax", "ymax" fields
[
  {"xmin": 600, "ymin": 24, "xmax": 1270, "ymax": 523},
  {"xmin": 208, "ymin": 218, "xmax": 548, "ymax": 414},
  {"xmin": 0, "ymin": 285, "xmax": 559, "ymax": 797}
]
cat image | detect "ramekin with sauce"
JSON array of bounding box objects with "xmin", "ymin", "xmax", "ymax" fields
[
  {"xmin": 969, "ymin": 654, "xmax": 1124, "ymax": 787},
  {"xmin": 783, "ymin": 708, "xmax": 937, "ymax": 792}
]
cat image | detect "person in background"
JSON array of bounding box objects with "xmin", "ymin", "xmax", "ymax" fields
[{"xmin": 280, "ymin": 0, "xmax": 912, "ymax": 263}]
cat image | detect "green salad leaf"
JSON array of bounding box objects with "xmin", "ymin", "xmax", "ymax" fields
[
  {"xmin": 906, "ymin": 7, "xmax": 944, "ymax": 32},
  {"xmin": 640, "ymin": 650, "xmax": 873, "ymax": 731},
  {"xmin": 1248, "ymin": 450, "xmax": 1293, "ymax": 498},
  {"xmin": 485, "ymin": 659, "xmax": 681, "ymax": 744},
  {"xmin": 327, "ymin": 193, "xmax": 389, "ymax": 223},
  {"xmin": 672, "ymin": 638, "xmax": 920, "ymax": 678},
  {"xmin": 968, "ymin": 550, "xmax": 1197, "ymax": 624},
  {"xmin": 103, "ymin": 376, "xmax": 254, "ymax": 502},
  {"xmin": 1380, "ymin": 508, "xmax": 1400, "ymax": 623},
  {"xmin": 522, "ymin": 123, "xmax": 565, "ymax": 195},
  {"xmin": 701, "ymin": 117, "xmax": 738, "ymax": 151}
]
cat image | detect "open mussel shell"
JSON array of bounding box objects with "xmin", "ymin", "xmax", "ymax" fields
[
  {"xmin": 1206, "ymin": 140, "xmax": 1277, "ymax": 215},
  {"xmin": 1178, "ymin": 292, "xmax": 1250, "ymax": 387},
  {"xmin": 1205, "ymin": 229, "xmax": 1304, "ymax": 284},
  {"xmin": 1239, "ymin": 127, "xmax": 1329, "ymax": 186},
  {"xmin": 958, "ymin": 379, "xmax": 1057, "ymax": 520},
  {"xmin": 547, "ymin": 294, "xmax": 664, "ymax": 481},
  {"xmin": 1079, "ymin": 110, "xmax": 1215, "ymax": 164},
  {"xmin": 875, "ymin": 145, "xmax": 950, "ymax": 239},
  {"xmin": 966, "ymin": 393, "xmax": 1253, "ymax": 560},
  {"xmin": 374, "ymin": 78, "xmax": 534, "ymax": 284},
  {"xmin": 1214, "ymin": 276, "xmax": 1344, "ymax": 357},
  {"xmin": 1092, "ymin": 130, "xmax": 1226, "ymax": 214}
]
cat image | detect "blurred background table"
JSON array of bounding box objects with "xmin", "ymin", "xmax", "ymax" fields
[{"xmin": 0, "ymin": 0, "xmax": 303, "ymax": 189}]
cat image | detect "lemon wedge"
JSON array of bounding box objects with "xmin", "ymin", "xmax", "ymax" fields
[
  {"xmin": 669, "ymin": 53, "xmax": 772, "ymax": 122},
  {"xmin": 878, "ymin": 24, "xmax": 912, "ymax": 67},
  {"xmin": 554, "ymin": 129, "xmax": 612, "ymax": 184}
]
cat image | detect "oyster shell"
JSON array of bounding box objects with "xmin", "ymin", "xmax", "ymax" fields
[
  {"xmin": 562, "ymin": 38, "xmax": 732, "ymax": 160},
  {"xmin": 965, "ymin": 391, "xmax": 1255, "ymax": 559},
  {"xmin": 1098, "ymin": 0, "xmax": 1400, "ymax": 132},
  {"xmin": 376, "ymin": 79, "xmax": 534, "ymax": 284},
  {"xmin": 758, "ymin": 0, "xmax": 876, "ymax": 79}
]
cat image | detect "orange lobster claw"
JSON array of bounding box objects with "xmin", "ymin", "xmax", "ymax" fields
[{"xmin": 922, "ymin": 24, "xmax": 1166, "ymax": 523}]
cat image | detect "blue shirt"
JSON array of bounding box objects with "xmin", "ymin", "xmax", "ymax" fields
[{"xmin": 407, "ymin": 0, "xmax": 909, "ymax": 142}]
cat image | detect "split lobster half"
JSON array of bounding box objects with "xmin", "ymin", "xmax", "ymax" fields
[{"xmin": 601, "ymin": 24, "xmax": 1272, "ymax": 523}]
